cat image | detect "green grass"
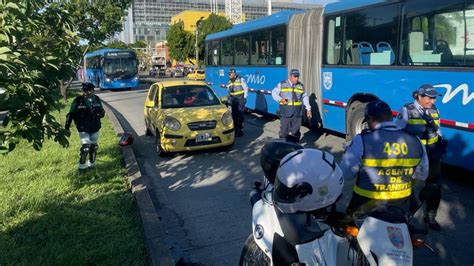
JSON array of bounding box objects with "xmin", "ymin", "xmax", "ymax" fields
[{"xmin": 0, "ymin": 100, "xmax": 146, "ymax": 265}]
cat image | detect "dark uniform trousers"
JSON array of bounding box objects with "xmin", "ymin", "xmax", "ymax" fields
[
  {"xmin": 346, "ymin": 126, "xmax": 424, "ymax": 219},
  {"xmin": 403, "ymin": 103, "xmax": 443, "ymax": 219},
  {"xmin": 227, "ymin": 76, "xmax": 246, "ymax": 135},
  {"xmin": 280, "ymin": 115, "xmax": 302, "ymax": 139},
  {"xmin": 229, "ymin": 96, "xmax": 246, "ymax": 135}
]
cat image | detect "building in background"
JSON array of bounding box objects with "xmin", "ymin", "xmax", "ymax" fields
[
  {"xmin": 171, "ymin": 11, "xmax": 229, "ymax": 32},
  {"xmin": 153, "ymin": 40, "xmax": 169, "ymax": 68},
  {"xmin": 120, "ymin": 0, "xmax": 317, "ymax": 47}
]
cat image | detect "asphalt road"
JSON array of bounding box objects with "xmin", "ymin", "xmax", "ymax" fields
[{"xmin": 98, "ymin": 81, "xmax": 473, "ymax": 265}]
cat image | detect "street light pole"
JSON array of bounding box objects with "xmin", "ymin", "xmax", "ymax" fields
[
  {"xmin": 195, "ymin": 29, "xmax": 199, "ymax": 69},
  {"xmin": 195, "ymin": 17, "xmax": 203, "ymax": 69}
]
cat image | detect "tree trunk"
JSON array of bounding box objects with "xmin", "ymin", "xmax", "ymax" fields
[{"xmin": 60, "ymin": 78, "xmax": 74, "ymax": 102}]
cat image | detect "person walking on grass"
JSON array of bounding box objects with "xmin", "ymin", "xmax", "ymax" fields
[{"xmin": 65, "ymin": 82, "xmax": 105, "ymax": 170}]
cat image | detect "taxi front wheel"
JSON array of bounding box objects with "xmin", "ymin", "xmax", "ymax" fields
[
  {"xmin": 145, "ymin": 119, "xmax": 153, "ymax": 136},
  {"xmin": 155, "ymin": 132, "xmax": 169, "ymax": 157}
]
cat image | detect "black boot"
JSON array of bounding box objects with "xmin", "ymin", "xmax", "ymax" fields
[
  {"xmin": 79, "ymin": 144, "xmax": 90, "ymax": 170},
  {"xmin": 88, "ymin": 144, "xmax": 98, "ymax": 167},
  {"xmin": 235, "ymin": 120, "xmax": 243, "ymax": 137}
]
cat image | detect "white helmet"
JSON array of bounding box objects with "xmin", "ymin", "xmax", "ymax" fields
[{"xmin": 273, "ymin": 149, "xmax": 344, "ymax": 213}]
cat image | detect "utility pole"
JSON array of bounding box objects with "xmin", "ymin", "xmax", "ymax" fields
[{"xmin": 195, "ymin": 18, "xmax": 203, "ymax": 69}]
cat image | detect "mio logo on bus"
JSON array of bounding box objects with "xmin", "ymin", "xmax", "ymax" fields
[
  {"xmin": 435, "ymin": 83, "xmax": 474, "ymax": 106},
  {"xmin": 245, "ymin": 74, "xmax": 266, "ymax": 85}
]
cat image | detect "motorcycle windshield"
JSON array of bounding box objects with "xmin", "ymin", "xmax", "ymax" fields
[{"xmin": 103, "ymin": 56, "xmax": 138, "ymax": 79}]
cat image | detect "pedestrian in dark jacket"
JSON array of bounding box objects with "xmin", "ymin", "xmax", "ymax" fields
[{"xmin": 65, "ymin": 82, "xmax": 105, "ymax": 170}]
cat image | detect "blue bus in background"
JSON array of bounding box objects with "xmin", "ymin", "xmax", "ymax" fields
[
  {"xmin": 84, "ymin": 48, "xmax": 139, "ymax": 90},
  {"xmin": 205, "ymin": 0, "xmax": 474, "ymax": 171}
]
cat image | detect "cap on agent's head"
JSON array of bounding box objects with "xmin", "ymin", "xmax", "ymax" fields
[
  {"xmin": 415, "ymin": 84, "xmax": 442, "ymax": 98},
  {"xmin": 228, "ymin": 68, "xmax": 236, "ymax": 75},
  {"xmin": 289, "ymin": 69, "xmax": 300, "ymax": 77},
  {"xmin": 82, "ymin": 82, "xmax": 95, "ymax": 91}
]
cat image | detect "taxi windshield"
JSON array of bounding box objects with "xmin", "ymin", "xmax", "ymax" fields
[{"xmin": 161, "ymin": 85, "xmax": 220, "ymax": 108}]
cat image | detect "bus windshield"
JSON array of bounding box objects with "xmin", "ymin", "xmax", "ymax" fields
[{"xmin": 103, "ymin": 56, "xmax": 138, "ymax": 78}]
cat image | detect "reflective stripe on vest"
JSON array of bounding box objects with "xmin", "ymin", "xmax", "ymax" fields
[
  {"xmin": 227, "ymin": 77, "xmax": 244, "ymax": 97},
  {"xmin": 286, "ymin": 101, "xmax": 302, "ymax": 106},
  {"xmin": 281, "ymin": 87, "xmax": 304, "ymax": 93},
  {"xmin": 404, "ymin": 103, "xmax": 440, "ymax": 145},
  {"xmin": 354, "ymin": 186, "xmax": 412, "ymax": 200},
  {"xmin": 362, "ymin": 158, "xmax": 421, "ymax": 167},
  {"xmin": 355, "ymin": 127, "xmax": 423, "ymax": 200},
  {"xmin": 420, "ymin": 136, "xmax": 439, "ymax": 145},
  {"xmin": 230, "ymin": 90, "xmax": 244, "ymax": 96}
]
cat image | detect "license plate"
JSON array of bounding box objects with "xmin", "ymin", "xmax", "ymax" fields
[
  {"xmin": 196, "ymin": 133, "xmax": 212, "ymax": 143},
  {"xmin": 121, "ymin": 83, "xmax": 126, "ymax": 86}
]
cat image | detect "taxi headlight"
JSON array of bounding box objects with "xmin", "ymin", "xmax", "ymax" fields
[
  {"xmin": 163, "ymin": 116, "xmax": 181, "ymax": 131},
  {"xmin": 105, "ymin": 78, "xmax": 111, "ymax": 82},
  {"xmin": 221, "ymin": 111, "xmax": 233, "ymax": 126}
]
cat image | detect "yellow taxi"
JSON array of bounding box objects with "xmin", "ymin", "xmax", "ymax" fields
[
  {"xmin": 187, "ymin": 70, "xmax": 205, "ymax": 80},
  {"xmin": 144, "ymin": 80, "xmax": 234, "ymax": 155}
]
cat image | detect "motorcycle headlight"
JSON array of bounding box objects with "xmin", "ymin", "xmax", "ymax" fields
[
  {"xmin": 221, "ymin": 111, "xmax": 233, "ymax": 126},
  {"xmin": 163, "ymin": 116, "xmax": 181, "ymax": 131}
]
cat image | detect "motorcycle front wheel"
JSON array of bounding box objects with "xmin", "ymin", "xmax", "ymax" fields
[{"xmin": 239, "ymin": 234, "xmax": 271, "ymax": 266}]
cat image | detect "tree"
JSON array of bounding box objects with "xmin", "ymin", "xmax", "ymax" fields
[
  {"xmin": 63, "ymin": 0, "xmax": 131, "ymax": 47},
  {"xmin": 197, "ymin": 14, "xmax": 232, "ymax": 63},
  {"xmin": 58, "ymin": 0, "xmax": 132, "ymax": 100},
  {"xmin": 166, "ymin": 21, "xmax": 195, "ymax": 62},
  {"xmin": 0, "ymin": 0, "xmax": 132, "ymax": 153},
  {"xmin": 0, "ymin": 0, "xmax": 79, "ymax": 152}
]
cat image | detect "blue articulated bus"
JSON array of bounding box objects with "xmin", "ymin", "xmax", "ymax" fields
[
  {"xmin": 84, "ymin": 48, "xmax": 139, "ymax": 90},
  {"xmin": 205, "ymin": 0, "xmax": 474, "ymax": 171}
]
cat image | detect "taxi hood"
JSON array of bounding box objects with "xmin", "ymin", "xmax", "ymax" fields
[{"xmin": 162, "ymin": 104, "xmax": 228, "ymax": 123}]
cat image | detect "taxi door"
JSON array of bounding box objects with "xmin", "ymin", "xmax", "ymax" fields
[{"xmin": 144, "ymin": 84, "xmax": 160, "ymax": 132}]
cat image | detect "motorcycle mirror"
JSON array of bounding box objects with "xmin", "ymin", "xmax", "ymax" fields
[{"xmin": 412, "ymin": 239, "xmax": 436, "ymax": 253}]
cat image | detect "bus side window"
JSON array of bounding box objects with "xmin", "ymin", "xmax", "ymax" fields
[
  {"xmin": 251, "ymin": 30, "xmax": 270, "ymax": 65},
  {"xmin": 325, "ymin": 16, "xmax": 341, "ymax": 65},
  {"xmin": 270, "ymin": 26, "xmax": 286, "ymax": 65},
  {"xmin": 344, "ymin": 3, "xmax": 400, "ymax": 66}
]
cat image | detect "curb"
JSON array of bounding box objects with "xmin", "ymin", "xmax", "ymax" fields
[{"xmin": 104, "ymin": 104, "xmax": 174, "ymax": 266}]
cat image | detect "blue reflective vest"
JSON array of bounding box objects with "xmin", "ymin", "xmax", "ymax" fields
[
  {"xmin": 227, "ymin": 76, "xmax": 245, "ymax": 99},
  {"xmin": 278, "ymin": 79, "xmax": 305, "ymax": 117},
  {"xmin": 403, "ymin": 103, "xmax": 440, "ymax": 146},
  {"xmin": 354, "ymin": 126, "xmax": 424, "ymax": 200}
]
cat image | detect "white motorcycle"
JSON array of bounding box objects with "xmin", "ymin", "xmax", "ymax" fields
[{"xmin": 240, "ymin": 148, "xmax": 434, "ymax": 266}]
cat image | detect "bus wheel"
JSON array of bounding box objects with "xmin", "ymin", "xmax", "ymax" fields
[{"xmin": 347, "ymin": 101, "xmax": 368, "ymax": 141}]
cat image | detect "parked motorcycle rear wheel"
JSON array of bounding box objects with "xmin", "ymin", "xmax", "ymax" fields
[{"xmin": 239, "ymin": 234, "xmax": 270, "ymax": 266}]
